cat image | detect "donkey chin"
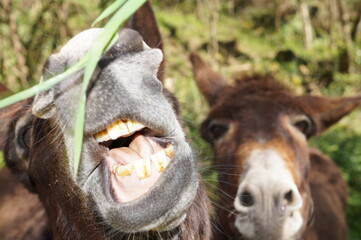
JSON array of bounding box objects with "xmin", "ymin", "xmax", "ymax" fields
[{"xmin": 233, "ymin": 149, "xmax": 304, "ymax": 240}]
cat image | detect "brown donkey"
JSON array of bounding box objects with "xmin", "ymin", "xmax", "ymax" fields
[
  {"xmin": 0, "ymin": 3, "xmax": 211, "ymax": 240},
  {"xmin": 189, "ymin": 53, "xmax": 359, "ymax": 240}
]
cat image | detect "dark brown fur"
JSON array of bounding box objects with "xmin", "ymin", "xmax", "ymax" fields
[
  {"xmin": 180, "ymin": 178, "xmax": 212, "ymax": 240},
  {"xmin": 0, "ymin": 167, "xmax": 50, "ymax": 240},
  {"xmin": 304, "ymin": 149, "xmax": 348, "ymax": 240},
  {"xmin": 190, "ymin": 53, "xmax": 358, "ymax": 240}
]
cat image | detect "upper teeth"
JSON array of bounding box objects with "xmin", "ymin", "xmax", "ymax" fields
[
  {"xmin": 112, "ymin": 144, "xmax": 174, "ymax": 180},
  {"xmin": 95, "ymin": 120, "xmax": 145, "ymax": 142}
]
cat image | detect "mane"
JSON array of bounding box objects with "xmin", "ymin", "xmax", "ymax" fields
[{"xmin": 233, "ymin": 74, "xmax": 291, "ymax": 97}]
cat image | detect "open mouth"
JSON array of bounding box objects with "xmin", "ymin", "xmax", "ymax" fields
[{"xmin": 94, "ymin": 119, "xmax": 174, "ymax": 203}]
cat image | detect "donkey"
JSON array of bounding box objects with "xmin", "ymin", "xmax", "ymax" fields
[
  {"xmin": 189, "ymin": 53, "xmax": 358, "ymax": 240},
  {"xmin": 0, "ymin": 3, "xmax": 211, "ymax": 239}
]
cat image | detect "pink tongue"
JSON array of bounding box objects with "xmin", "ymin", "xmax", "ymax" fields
[
  {"xmin": 109, "ymin": 134, "xmax": 161, "ymax": 164},
  {"xmin": 107, "ymin": 134, "xmax": 165, "ymax": 203}
]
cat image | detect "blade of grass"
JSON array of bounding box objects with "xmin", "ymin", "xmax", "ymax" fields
[
  {"xmin": 73, "ymin": 0, "xmax": 147, "ymax": 176},
  {"xmin": 0, "ymin": 58, "xmax": 87, "ymax": 109},
  {"xmin": 92, "ymin": 0, "xmax": 126, "ymax": 26}
]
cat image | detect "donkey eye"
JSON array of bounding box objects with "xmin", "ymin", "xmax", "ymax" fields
[
  {"xmin": 18, "ymin": 125, "xmax": 31, "ymax": 149},
  {"xmin": 292, "ymin": 115, "xmax": 313, "ymax": 137},
  {"xmin": 294, "ymin": 120, "xmax": 309, "ymax": 133},
  {"xmin": 208, "ymin": 121, "xmax": 229, "ymax": 140}
]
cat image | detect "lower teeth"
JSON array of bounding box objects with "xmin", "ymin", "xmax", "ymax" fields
[
  {"xmin": 113, "ymin": 164, "xmax": 134, "ymax": 177},
  {"xmin": 112, "ymin": 145, "xmax": 174, "ymax": 179}
]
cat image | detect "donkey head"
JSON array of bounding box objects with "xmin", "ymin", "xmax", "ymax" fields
[
  {"xmin": 0, "ymin": 28, "xmax": 200, "ymax": 239},
  {"xmin": 190, "ymin": 53, "xmax": 360, "ymax": 239}
]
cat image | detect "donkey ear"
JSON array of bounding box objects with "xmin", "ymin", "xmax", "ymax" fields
[
  {"xmin": 298, "ymin": 95, "xmax": 361, "ymax": 133},
  {"xmin": 125, "ymin": 1, "xmax": 162, "ymax": 51},
  {"xmin": 124, "ymin": 1, "xmax": 164, "ymax": 81},
  {"xmin": 189, "ymin": 53, "xmax": 228, "ymax": 105}
]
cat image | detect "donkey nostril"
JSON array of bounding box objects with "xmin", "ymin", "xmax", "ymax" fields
[
  {"xmin": 239, "ymin": 191, "xmax": 254, "ymax": 207},
  {"xmin": 283, "ymin": 190, "xmax": 293, "ymax": 205}
]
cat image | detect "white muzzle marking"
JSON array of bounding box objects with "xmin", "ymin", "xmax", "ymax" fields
[{"xmin": 234, "ymin": 149, "xmax": 303, "ymax": 239}]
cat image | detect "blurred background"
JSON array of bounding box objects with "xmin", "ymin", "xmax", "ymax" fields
[{"xmin": 0, "ymin": 0, "xmax": 360, "ymax": 238}]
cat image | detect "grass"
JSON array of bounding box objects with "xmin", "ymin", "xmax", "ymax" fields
[{"xmin": 0, "ymin": 152, "xmax": 4, "ymax": 168}]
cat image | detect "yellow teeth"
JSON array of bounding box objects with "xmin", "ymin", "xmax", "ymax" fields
[
  {"xmin": 152, "ymin": 150, "xmax": 168, "ymax": 173},
  {"xmin": 143, "ymin": 158, "xmax": 152, "ymax": 178},
  {"xmin": 94, "ymin": 119, "xmax": 145, "ymax": 142},
  {"xmin": 126, "ymin": 120, "xmax": 145, "ymax": 133},
  {"xmin": 94, "ymin": 130, "xmax": 110, "ymax": 142},
  {"xmin": 107, "ymin": 121, "xmax": 128, "ymax": 140},
  {"xmin": 134, "ymin": 158, "xmax": 152, "ymax": 179},
  {"xmin": 164, "ymin": 144, "xmax": 174, "ymax": 158},
  {"xmin": 113, "ymin": 164, "xmax": 134, "ymax": 177},
  {"xmin": 113, "ymin": 144, "xmax": 173, "ymax": 179}
]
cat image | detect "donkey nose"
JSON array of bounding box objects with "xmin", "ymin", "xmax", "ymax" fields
[
  {"xmin": 238, "ymin": 191, "xmax": 255, "ymax": 207},
  {"xmin": 280, "ymin": 188, "xmax": 303, "ymax": 212},
  {"xmin": 234, "ymin": 149, "xmax": 304, "ymax": 215},
  {"xmin": 282, "ymin": 189, "xmax": 294, "ymax": 208},
  {"xmin": 236, "ymin": 183, "xmax": 303, "ymax": 214}
]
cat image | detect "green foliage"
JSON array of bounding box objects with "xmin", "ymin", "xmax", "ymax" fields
[{"xmin": 0, "ymin": 152, "xmax": 4, "ymax": 168}]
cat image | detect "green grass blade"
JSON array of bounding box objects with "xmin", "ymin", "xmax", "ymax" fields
[
  {"xmin": 73, "ymin": 93, "xmax": 87, "ymax": 176},
  {"xmin": 73, "ymin": 0, "xmax": 147, "ymax": 176},
  {"xmin": 0, "ymin": 58, "xmax": 87, "ymax": 109},
  {"xmin": 92, "ymin": 0, "xmax": 126, "ymax": 26}
]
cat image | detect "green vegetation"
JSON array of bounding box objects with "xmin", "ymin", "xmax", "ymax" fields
[
  {"xmin": 0, "ymin": 0, "xmax": 360, "ymax": 238},
  {"xmin": 0, "ymin": 152, "xmax": 4, "ymax": 169}
]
